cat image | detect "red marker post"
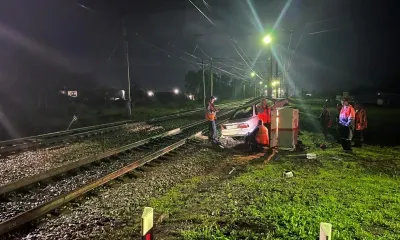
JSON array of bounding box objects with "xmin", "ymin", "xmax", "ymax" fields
[{"xmin": 142, "ymin": 207, "xmax": 154, "ymax": 240}]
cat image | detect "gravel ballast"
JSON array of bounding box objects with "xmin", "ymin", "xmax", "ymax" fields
[
  {"xmin": 2, "ymin": 141, "xmax": 233, "ymax": 240},
  {"xmin": 0, "ymin": 118, "xmax": 197, "ymax": 186}
]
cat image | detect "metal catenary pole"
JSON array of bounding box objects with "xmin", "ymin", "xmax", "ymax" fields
[
  {"xmin": 122, "ymin": 17, "xmax": 132, "ymax": 118},
  {"xmin": 254, "ymin": 79, "xmax": 257, "ymax": 97},
  {"xmin": 202, "ymin": 60, "xmax": 206, "ymax": 107},
  {"xmin": 210, "ymin": 58, "xmax": 213, "ymax": 96}
]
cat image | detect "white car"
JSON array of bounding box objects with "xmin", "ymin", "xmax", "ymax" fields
[{"xmin": 220, "ymin": 98, "xmax": 289, "ymax": 138}]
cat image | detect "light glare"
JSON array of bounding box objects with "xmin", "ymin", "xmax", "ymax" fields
[{"xmin": 263, "ymin": 35, "xmax": 272, "ymax": 44}]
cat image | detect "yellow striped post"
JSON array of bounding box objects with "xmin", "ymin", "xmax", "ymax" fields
[
  {"xmin": 320, "ymin": 222, "xmax": 332, "ymax": 240},
  {"xmin": 141, "ymin": 207, "xmax": 154, "ymax": 240}
]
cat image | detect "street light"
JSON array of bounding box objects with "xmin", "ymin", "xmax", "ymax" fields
[
  {"xmin": 259, "ymin": 81, "xmax": 263, "ymax": 85},
  {"xmin": 147, "ymin": 91, "xmax": 154, "ymax": 97},
  {"xmin": 173, "ymin": 88, "xmax": 180, "ymax": 95},
  {"xmin": 250, "ymin": 72, "xmax": 256, "ymax": 77},
  {"xmin": 263, "ymin": 35, "xmax": 272, "ymax": 45},
  {"xmin": 262, "ymin": 34, "xmax": 273, "ymax": 97}
]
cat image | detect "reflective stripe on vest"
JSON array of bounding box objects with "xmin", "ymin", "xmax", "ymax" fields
[{"xmin": 256, "ymin": 125, "xmax": 269, "ymax": 145}]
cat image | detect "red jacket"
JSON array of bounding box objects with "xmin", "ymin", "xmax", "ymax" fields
[{"xmin": 258, "ymin": 107, "xmax": 271, "ymax": 124}]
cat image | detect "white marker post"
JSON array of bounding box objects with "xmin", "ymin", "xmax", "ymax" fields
[
  {"xmin": 142, "ymin": 207, "xmax": 154, "ymax": 240},
  {"xmin": 320, "ymin": 222, "xmax": 332, "ymax": 240}
]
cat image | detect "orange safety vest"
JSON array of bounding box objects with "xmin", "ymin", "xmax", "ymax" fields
[
  {"xmin": 256, "ymin": 125, "xmax": 269, "ymax": 145},
  {"xmin": 355, "ymin": 109, "xmax": 367, "ymax": 130},
  {"xmin": 205, "ymin": 102, "xmax": 216, "ymax": 121},
  {"xmin": 205, "ymin": 111, "xmax": 216, "ymax": 121}
]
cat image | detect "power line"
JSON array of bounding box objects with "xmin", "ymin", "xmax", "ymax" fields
[
  {"xmin": 188, "ymin": 0, "xmax": 215, "ymax": 26},
  {"xmin": 308, "ymin": 28, "xmax": 341, "ymax": 35}
]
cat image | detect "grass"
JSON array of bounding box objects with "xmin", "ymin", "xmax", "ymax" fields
[
  {"xmin": 150, "ymin": 133, "xmax": 400, "ymax": 239},
  {"xmin": 147, "ymin": 101, "xmax": 400, "ymax": 240}
]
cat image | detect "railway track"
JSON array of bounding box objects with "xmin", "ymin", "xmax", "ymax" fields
[
  {"xmin": 0, "ymin": 99, "xmax": 255, "ymax": 157},
  {"xmin": 0, "ymin": 100, "xmax": 257, "ymax": 236}
]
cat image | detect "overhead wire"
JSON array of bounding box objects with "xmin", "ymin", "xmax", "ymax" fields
[
  {"xmin": 134, "ymin": 30, "xmax": 250, "ymax": 81},
  {"xmin": 187, "ymin": 0, "xmax": 264, "ymax": 80},
  {"xmin": 230, "ymin": 37, "xmax": 264, "ymax": 78},
  {"xmin": 188, "ymin": 0, "xmax": 215, "ymax": 26},
  {"xmin": 286, "ymin": 18, "xmax": 341, "ymax": 72}
]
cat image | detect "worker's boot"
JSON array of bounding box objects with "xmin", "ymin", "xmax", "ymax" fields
[{"xmin": 345, "ymin": 140, "xmax": 352, "ymax": 152}]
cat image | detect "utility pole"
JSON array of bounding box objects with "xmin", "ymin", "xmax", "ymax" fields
[
  {"xmin": 202, "ymin": 60, "xmax": 206, "ymax": 107},
  {"xmin": 254, "ymin": 80, "xmax": 257, "ymax": 97},
  {"xmin": 243, "ymin": 84, "xmax": 246, "ymax": 98},
  {"xmin": 267, "ymin": 52, "xmax": 273, "ymax": 98},
  {"xmin": 285, "ymin": 30, "xmax": 293, "ymax": 98},
  {"xmin": 210, "ymin": 58, "xmax": 213, "ymax": 96},
  {"xmin": 231, "ymin": 77, "xmax": 235, "ymax": 99},
  {"xmin": 122, "ymin": 18, "xmax": 132, "ymax": 118}
]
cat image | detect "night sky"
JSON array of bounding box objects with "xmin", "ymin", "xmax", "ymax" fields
[{"xmin": 0, "ymin": 0, "xmax": 398, "ymax": 94}]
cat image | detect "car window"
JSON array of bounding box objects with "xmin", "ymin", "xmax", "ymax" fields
[{"xmin": 232, "ymin": 106, "xmax": 253, "ymax": 119}]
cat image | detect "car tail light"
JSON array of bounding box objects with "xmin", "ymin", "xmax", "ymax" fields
[{"xmin": 237, "ymin": 123, "xmax": 249, "ymax": 128}]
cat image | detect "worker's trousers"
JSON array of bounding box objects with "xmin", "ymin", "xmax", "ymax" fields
[
  {"xmin": 245, "ymin": 134, "xmax": 262, "ymax": 152},
  {"xmin": 321, "ymin": 124, "xmax": 329, "ymax": 139},
  {"xmin": 339, "ymin": 125, "xmax": 353, "ymax": 151},
  {"xmin": 353, "ymin": 129, "xmax": 364, "ymax": 147},
  {"xmin": 208, "ymin": 120, "xmax": 218, "ymax": 143}
]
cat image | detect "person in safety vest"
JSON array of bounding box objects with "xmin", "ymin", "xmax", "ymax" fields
[
  {"xmin": 205, "ymin": 96, "xmax": 220, "ymax": 144},
  {"xmin": 318, "ymin": 105, "xmax": 332, "ymax": 139},
  {"xmin": 338, "ymin": 98, "xmax": 356, "ymax": 151},
  {"xmin": 245, "ymin": 119, "xmax": 269, "ymax": 152},
  {"xmin": 257, "ymin": 98, "xmax": 271, "ymax": 134},
  {"xmin": 354, "ymin": 102, "xmax": 367, "ymax": 147}
]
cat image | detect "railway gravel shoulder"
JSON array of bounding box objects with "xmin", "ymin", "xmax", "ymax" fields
[
  {"xmin": 0, "ymin": 116, "xmax": 200, "ymax": 186},
  {"xmin": 1, "ymin": 140, "xmax": 233, "ymax": 240}
]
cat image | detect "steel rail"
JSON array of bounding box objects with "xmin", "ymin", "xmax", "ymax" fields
[
  {"xmin": 0, "ymin": 99, "xmax": 251, "ymax": 146},
  {"xmin": 0, "ymin": 130, "xmax": 204, "ymax": 235},
  {"xmin": 0, "ymin": 98, "xmax": 262, "ymax": 235},
  {"xmin": 0, "ymin": 99, "xmax": 254, "ymax": 156},
  {"xmin": 0, "ymin": 102, "xmax": 250, "ymax": 196}
]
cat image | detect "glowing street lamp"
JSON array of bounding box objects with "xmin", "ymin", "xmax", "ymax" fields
[
  {"xmin": 173, "ymin": 88, "xmax": 180, "ymax": 95},
  {"xmin": 250, "ymin": 72, "xmax": 256, "ymax": 77},
  {"xmin": 147, "ymin": 91, "xmax": 154, "ymax": 97},
  {"xmin": 271, "ymin": 81, "xmax": 279, "ymax": 87},
  {"xmin": 263, "ymin": 35, "xmax": 272, "ymax": 45},
  {"xmin": 259, "ymin": 81, "xmax": 263, "ymax": 85}
]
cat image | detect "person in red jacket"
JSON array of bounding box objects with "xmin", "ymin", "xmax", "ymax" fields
[
  {"xmin": 257, "ymin": 98, "xmax": 271, "ymax": 134},
  {"xmin": 354, "ymin": 102, "xmax": 367, "ymax": 147}
]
